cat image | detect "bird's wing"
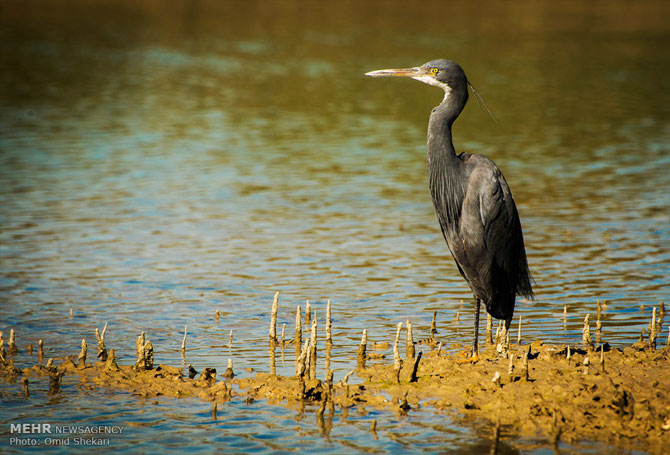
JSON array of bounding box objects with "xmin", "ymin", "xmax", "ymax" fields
[
  {"xmin": 482, "ymin": 171, "xmax": 518, "ymax": 264},
  {"xmin": 462, "ymin": 155, "xmax": 519, "ymax": 269},
  {"xmin": 457, "ymin": 154, "xmax": 534, "ymax": 304}
]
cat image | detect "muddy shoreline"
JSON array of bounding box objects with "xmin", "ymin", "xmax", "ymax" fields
[{"xmin": 2, "ymin": 303, "xmax": 669, "ymax": 454}]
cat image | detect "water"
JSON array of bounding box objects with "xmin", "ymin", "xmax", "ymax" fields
[{"xmin": 1, "ymin": 0, "xmax": 668, "ymax": 453}]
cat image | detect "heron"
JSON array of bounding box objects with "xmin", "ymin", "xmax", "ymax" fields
[{"xmin": 365, "ymin": 59, "xmax": 534, "ymax": 360}]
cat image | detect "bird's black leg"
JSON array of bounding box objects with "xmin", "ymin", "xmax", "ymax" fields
[
  {"xmin": 504, "ymin": 318, "xmax": 512, "ymax": 334},
  {"xmin": 472, "ymin": 298, "xmax": 481, "ymax": 359}
]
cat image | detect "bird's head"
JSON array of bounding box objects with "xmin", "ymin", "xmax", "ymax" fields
[
  {"xmin": 365, "ymin": 59, "xmax": 495, "ymax": 121},
  {"xmin": 365, "ymin": 59, "xmax": 468, "ymax": 96}
]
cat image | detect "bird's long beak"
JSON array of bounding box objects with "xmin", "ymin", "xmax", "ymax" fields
[{"xmin": 365, "ymin": 67, "xmax": 428, "ymax": 78}]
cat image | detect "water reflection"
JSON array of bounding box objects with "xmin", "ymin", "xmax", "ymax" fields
[{"xmin": 1, "ymin": 0, "xmax": 669, "ymax": 453}]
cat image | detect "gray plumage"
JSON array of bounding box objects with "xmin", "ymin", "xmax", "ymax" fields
[{"xmin": 367, "ymin": 59, "xmax": 534, "ymax": 356}]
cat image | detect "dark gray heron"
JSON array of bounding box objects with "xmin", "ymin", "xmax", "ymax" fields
[{"xmin": 366, "ymin": 59, "xmax": 534, "ymax": 360}]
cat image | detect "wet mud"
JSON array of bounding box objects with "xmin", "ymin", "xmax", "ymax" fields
[{"xmin": 2, "ymin": 303, "xmax": 669, "ymax": 454}]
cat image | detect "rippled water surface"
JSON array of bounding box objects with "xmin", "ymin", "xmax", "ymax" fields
[{"xmin": 1, "ymin": 0, "xmax": 669, "ymax": 453}]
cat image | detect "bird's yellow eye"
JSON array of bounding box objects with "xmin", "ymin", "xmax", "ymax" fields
[{"xmin": 431, "ymin": 68, "xmax": 439, "ymax": 74}]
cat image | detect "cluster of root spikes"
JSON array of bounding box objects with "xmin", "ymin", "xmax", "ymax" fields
[{"xmin": 1, "ymin": 296, "xmax": 669, "ymax": 453}]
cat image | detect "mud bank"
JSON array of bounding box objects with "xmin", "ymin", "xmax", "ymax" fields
[
  {"xmin": 238, "ymin": 340, "xmax": 669, "ymax": 452},
  {"xmin": 1, "ymin": 304, "xmax": 669, "ymax": 454}
]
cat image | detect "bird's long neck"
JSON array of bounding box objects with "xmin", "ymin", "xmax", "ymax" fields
[
  {"xmin": 426, "ymin": 87, "xmax": 468, "ymax": 228},
  {"xmin": 426, "ymin": 88, "xmax": 466, "ymax": 167}
]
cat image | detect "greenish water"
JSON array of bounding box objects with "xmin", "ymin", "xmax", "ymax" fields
[{"xmin": 1, "ymin": 1, "xmax": 668, "ymax": 453}]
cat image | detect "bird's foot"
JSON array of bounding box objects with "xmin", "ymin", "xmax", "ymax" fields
[{"xmin": 456, "ymin": 350, "xmax": 480, "ymax": 364}]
